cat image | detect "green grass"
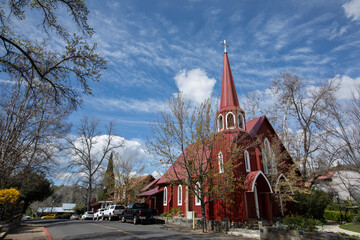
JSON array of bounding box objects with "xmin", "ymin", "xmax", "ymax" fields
[{"xmin": 340, "ymin": 223, "xmax": 360, "ymax": 233}]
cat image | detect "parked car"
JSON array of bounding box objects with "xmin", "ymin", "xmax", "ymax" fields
[
  {"xmin": 41, "ymin": 214, "xmax": 56, "ymax": 219},
  {"xmin": 121, "ymin": 202, "xmax": 157, "ymax": 224},
  {"xmin": 93, "ymin": 208, "xmax": 105, "ymax": 220},
  {"xmin": 81, "ymin": 211, "xmax": 94, "ymax": 220},
  {"xmin": 103, "ymin": 205, "xmax": 125, "ymax": 221},
  {"xmin": 70, "ymin": 214, "xmax": 79, "ymax": 220}
]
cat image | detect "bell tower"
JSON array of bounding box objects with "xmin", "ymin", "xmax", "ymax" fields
[{"xmin": 217, "ymin": 40, "xmax": 246, "ymax": 132}]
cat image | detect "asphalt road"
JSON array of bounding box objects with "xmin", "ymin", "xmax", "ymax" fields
[{"xmin": 29, "ymin": 219, "xmax": 242, "ymax": 240}]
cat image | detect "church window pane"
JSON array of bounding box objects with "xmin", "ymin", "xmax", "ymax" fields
[
  {"xmin": 238, "ymin": 113, "xmax": 245, "ymax": 130},
  {"xmin": 244, "ymin": 150, "xmax": 251, "ymax": 172},
  {"xmin": 178, "ymin": 185, "xmax": 182, "ymax": 206},
  {"xmin": 226, "ymin": 112, "xmax": 235, "ymax": 129},
  {"xmin": 218, "ymin": 114, "xmax": 224, "ymax": 131},
  {"xmin": 218, "ymin": 152, "xmax": 224, "ymax": 174},
  {"xmin": 163, "ymin": 187, "xmax": 167, "ymax": 206}
]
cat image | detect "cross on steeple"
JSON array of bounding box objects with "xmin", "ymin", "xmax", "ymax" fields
[{"xmin": 221, "ymin": 40, "xmax": 229, "ymax": 53}]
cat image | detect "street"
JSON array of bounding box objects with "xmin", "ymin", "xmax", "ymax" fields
[{"xmin": 29, "ymin": 219, "xmax": 244, "ymax": 240}]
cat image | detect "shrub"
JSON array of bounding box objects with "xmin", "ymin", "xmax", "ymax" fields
[
  {"xmin": 56, "ymin": 214, "xmax": 71, "ymax": 219},
  {"xmin": 73, "ymin": 202, "xmax": 85, "ymax": 215},
  {"xmin": 352, "ymin": 212, "xmax": 360, "ymax": 224},
  {"xmin": 0, "ymin": 188, "xmax": 20, "ymax": 220},
  {"xmin": 324, "ymin": 210, "xmax": 353, "ymax": 223},
  {"xmin": 294, "ymin": 190, "xmax": 330, "ymax": 220},
  {"xmin": 326, "ymin": 202, "xmax": 340, "ymax": 211},
  {"xmin": 170, "ymin": 208, "xmax": 183, "ymax": 217},
  {"xmin": 160, "ymin": 212, "xmax": 172, "ymax": 217},
  {"xmin": 282, "ymin": 214, "xmax": 318, "ymax": 232},
  {"xmin": 0, "ymin": 188, "xmax": 20, "ymax": 205}
]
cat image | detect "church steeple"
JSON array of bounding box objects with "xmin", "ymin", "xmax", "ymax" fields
[
  {"xmin": 220, "ymin": 52, "xmax": 240, "ymax": 111},
  {"xmin": 217, "ymin": 41, "xmax": 246, "ymax": 132}
]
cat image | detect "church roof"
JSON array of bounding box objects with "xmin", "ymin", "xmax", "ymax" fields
[
  {"xmin": 245, "ymin": 116, "xmax": 263, "ymax": 138},
  {"xmin": 245, "ymin": 115, "xmax": 275, "ymax": 139},
  {"xmin": 158, "ymin": 142, "xmax": 211, "ymax": 184},
  {"xmin": 141, "ymin": 178, "xmax": 160, "ymax": 192},
  {"xmin": 157, "ymin": 115, "xmax": 273, "ymax": 184},
  {"xmin": 138, "ymin": 186, "xmax": 163, "ymax": 197},
  {"xmin": 219, "ymin": 52, "xmax": 242, "ymax": 112}
]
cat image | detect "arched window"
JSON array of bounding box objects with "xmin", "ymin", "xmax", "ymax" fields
[
  {"xmin": 262, "ymin": 148, "xmax": 268, "ymax": 174},
  {"xmin": 244, "ymin": 150, "xmax": 251, "ymax": 172},
  {"xmin": 218, "ymin": 152, "xmax": 224, "ymax": 174},
  {"xmin": 263, "ymin": 138, "xmax": 277, "ymax": 174},
  {"xmin": 218, "ymin": 114, "xmax": 224, "ymax": 131},
  {"xmin": 163, "ymin": 187, "xmax": 167, "ymax": 206},
  {"xmin": 226, "ymin": 112, "xmax": 235, "ymax": 129},
  {"xmin": 195, "ymin": 182, "xmax": 201, "ymax": 206},
  {"xmin": 238, "ymin": 113, "xmax": 245, "ymax": 130},
  {"xmin": 178, "ymin": 185, "xmax": 182, "ymax": 206}
]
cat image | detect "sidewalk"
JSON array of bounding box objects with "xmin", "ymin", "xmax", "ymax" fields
[
  {"xmin": 319, "ymin": 222, "xmax": 360, "ymax": 237},
  {"xmin": 4, "ymin": 224, "xmax": 48, "ymax": 240}
]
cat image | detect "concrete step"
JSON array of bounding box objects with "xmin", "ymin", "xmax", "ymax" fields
[{"xmin": 227, "ymin": 228, "xmax": 260, "ymax": 239}]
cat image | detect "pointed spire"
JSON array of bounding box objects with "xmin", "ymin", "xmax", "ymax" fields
[{"xmin": 220, "ymin": 52, "xmax": 240, "ymax": 110}]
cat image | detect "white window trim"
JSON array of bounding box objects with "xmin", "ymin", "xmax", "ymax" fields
[
  {"xmin": 245, "ymin": 150, "xmax": 251, "ymax": 172},
  {"xmin": 163, "ymin": 187, "xmax": 167, "ymax": 206},
  {"xmin": 226, "ymin": 112, "xmax": 236, "ymax": 129},
  {"xmin": 238, "ymin": 113, "xmax": 245, "ymax": 130},
  {"xmin": 218, "ymin": 114, "xmax": 224, "ymax": 132},
  {"xmin": 218, "ymin": 152, "xmax": 224, "ymax": 174},
  {"xmin": 195, "ymin": 182, "xmax": 201, "ymax": 206},
  {"xmin": 177, "ymin": 185, "xmax": 182, "ymax": 206}
]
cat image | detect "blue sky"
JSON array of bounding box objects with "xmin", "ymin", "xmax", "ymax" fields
[
  {"xmin": 64, "ymin": 0, "xmax": 360, "ymax": 180},
  {"xmin": 7, "ymin": 0, "xmax": 360, "ymax": 182}
]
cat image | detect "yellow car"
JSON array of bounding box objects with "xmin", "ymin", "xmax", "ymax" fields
[{"xmin": 41, "ymin": 214, "xmax": 56, "ymax": 219}]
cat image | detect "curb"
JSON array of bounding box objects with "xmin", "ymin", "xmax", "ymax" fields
[
  {"xmin": 43, "ymin": 227, "xmax": 53, "ymax": 240},
  {"xmin": 0, "ymin": 231, "xmax": 7, "ymax": 240}
]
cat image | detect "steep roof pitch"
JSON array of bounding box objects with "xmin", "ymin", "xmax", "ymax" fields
[
  {"xmin": 219, "ymin": 52, "xmax": 242, "ymax": 112},
  {"xmin": 141, "ymin": 178, "xmax": 160, "ymax": 192},
  {"xmin": 158, "ymin": 141, "xmax": 212, "ymax": 184},
  {"xmin": 245, "ymin": 115, "xmax": 276, "ymax": 139}
]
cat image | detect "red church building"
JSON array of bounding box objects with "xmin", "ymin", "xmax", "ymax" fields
[{"xmin": 140, "ymin": 47, "xmax": 296, "ymax": 224}]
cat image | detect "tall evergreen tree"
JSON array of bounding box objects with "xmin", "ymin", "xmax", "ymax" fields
[{"xmin": 98, "ymin": 152, "xmax": 116, "ymax": 201}]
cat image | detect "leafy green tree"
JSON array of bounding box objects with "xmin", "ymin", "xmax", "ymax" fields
[
  {"xmin": 74, "ymin": 201, "xmax": 86, "ymax": 215},
  {"xmin": 294, "ymin": 190, "xmax": 331, "ymax": 220},
  {"xmin": 10, "ymin": 169, "xmax": 53, "ymax": 213}
]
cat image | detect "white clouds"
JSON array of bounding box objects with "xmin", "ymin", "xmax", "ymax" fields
[
  {"xmin": 334, "ymin": 75, "xmax": 360, "ymax": 99},
  {"xmin": 91, "ymin": 97, "xmax": 167, "ymax": 113},
  {"xmin": 343, "ymin": 0, "xmax": 360, "ymax": 21},
  {"xmin": 292, "ymin": 47, "xmax": 313, "ymax": 54},
  {"xmin": 174, "ymin": 68, "xmax": 216, "ymax": 104},
  {"xmin": 151, "ymin": 170, "xmax": 163, "ymax": 178}
]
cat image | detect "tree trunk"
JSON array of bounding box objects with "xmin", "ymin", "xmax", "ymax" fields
[
  {"xmin": 87, "ymin": 179, "xmax": 92, "ymax": 211},
  {"xmin": 201, "ymin": 203, "xmax": 207, "ymax": 232}
]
